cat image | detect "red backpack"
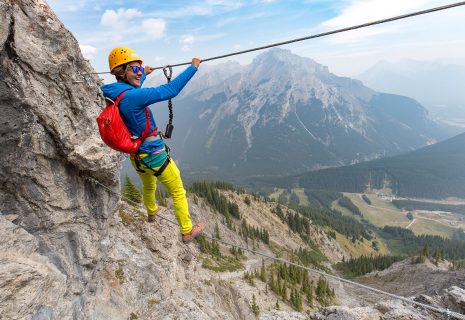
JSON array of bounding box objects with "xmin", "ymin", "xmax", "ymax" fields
[{"xmin": 97, "ymin": 91, "xmax": 156, "ymax": 154}]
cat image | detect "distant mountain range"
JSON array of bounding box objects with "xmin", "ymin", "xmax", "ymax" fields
[
  {"xmin": 357, "ymin": 59, "xmax": 465, "ymax": 125},
  {"xmin": 139, "ymin": 49, "xmax": 455, "ymax": 182},
  {"xmin": 256, "ymin": 132, "xmax": 465, "ymax": 200}
]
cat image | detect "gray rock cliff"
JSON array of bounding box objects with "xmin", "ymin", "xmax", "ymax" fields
[{"xmin": 0, "ymin": 0, "xmax": 121, "ymax": 318}]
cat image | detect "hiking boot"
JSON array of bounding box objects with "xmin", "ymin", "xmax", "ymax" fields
[
  {"xmin": 182, "ymin": 223, "xmax": 205, "ymax": 243},
  {"xmin": 147, "ymin": 209, "xmax": 159, "ymax": 223}
]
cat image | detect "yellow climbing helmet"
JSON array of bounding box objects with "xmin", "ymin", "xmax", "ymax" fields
[{"xmin": 108, "ymin": 46, "xmax": 143, "ymax": 71}]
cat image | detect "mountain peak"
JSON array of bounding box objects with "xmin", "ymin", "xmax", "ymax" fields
[
  {"xmin": 251, "ymin": 48, "xmax": 329, "ymax": 74},
  {"xmin": 254, "ymin": 47, "xmax": 296, "ymax": 62}
]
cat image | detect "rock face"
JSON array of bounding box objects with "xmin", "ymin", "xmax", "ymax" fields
[
  {"xmin": 356, "ymin": 259, "xmax": 465, "ymax": 298},
  {"xmin": 261, "ymin": 289, "xmax": 465, "ymax": 320},
  {"xmin": 306, "ymin": 301, "xmax": 434, "ymax": 320},
  {"xmin": 444, "ymin": 286, "xmax": 465, "ymax": 313},
  {"xmin": 0, "ymin": 0, "xmax": 120, "ymax": 318}
]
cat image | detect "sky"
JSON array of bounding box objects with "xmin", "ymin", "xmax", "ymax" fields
[{"xmin": 46, "ymin": 0, "xmax": 465, "ymax": 82}]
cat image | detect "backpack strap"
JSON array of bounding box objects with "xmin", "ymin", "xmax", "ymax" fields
[
  {"xmin": 115, "ymin": 90, "xmax": 156, "ymax": 141},
  {"xmin": 115, "ymin": 90, "xmax": 128, "ymax": 105},
  {"xmin": 139, "ymin": 107, "xmax": 155, "ymax": 140}
]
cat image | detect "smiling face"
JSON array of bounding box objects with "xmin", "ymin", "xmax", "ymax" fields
[{"xmin": 125, "ymin": 61, "xmax": 143, "ymax": 87}]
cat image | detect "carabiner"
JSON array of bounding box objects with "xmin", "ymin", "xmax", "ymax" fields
[{"xmin": 163, "ymin": 65, "xmax": 173, "ymax": 81}]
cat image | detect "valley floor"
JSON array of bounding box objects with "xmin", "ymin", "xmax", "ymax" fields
[{"xmin": 333, "ymin": 193, "xmax": 465, "ymax": 239}]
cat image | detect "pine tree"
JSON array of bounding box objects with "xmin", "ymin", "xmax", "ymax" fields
[
  {"xmin": 290, "ymin": 288, "xmax": 295, "ymax": 308},
  {"xmin": 251, "ymin": 294, "xmax": 260, "ymax": 317},
  {"xmin": 275, "ymin": 204, "xmax": 285, "ymax": 221},
  {"xmin": 422, "ymin": 244, "xmax": 429, "ymax": 257},
  {"xmin": 269, "ymin": 273, "xmax": 276, "ymax": 293},
  {"xmin": 439, "ymin": 249, "xmax": 445, "ymax": 261},
  {"xmin": 295, "ymin": 290, "xmax": 303, "ymax": 311},
  {"xmin": 281, "ymin": 285, "xmax": 287, "ymax": 301},
  {"xmin": 316, "ymin": 277, "xmax": 332, "ymax": 307},
  {"xmin": 276, "ymin": 275, "xmax": 282, "ymax": 295},
  {"xmin": 433, "ymin": 249, "xmax": 440, "ymax": 265},
  {"xmin": 260, "ymin": 259, "xmax": 266, "ymax": 282},
  {"xmin": 122, "ymin": 175, "xmax": 142, "ymax": 204},
  {"xmin": 306, "ymin": 280, "xmax": 314, "ymax": 307},
  {"xmin": 244, "ymin": 271, "xmax": 255, "ymax": 286}
]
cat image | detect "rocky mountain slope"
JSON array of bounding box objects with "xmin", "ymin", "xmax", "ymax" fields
[
  {"xmin": 146, "ymin": 49, "xmax": 452, "ymax": 181},
  {"xmin": 5, "ymin": 186, "xmax": 464, "ymax": 319},
  {"xmin": 1, "ymin": 1, "xmax": 464, "ymax": 320}
]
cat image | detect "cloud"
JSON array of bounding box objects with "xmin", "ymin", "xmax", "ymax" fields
[
  {"xmin": 79, "ymin": 44, "xmax": 98, "ymax": 59},
  {"xmin": 100, "ymin": 8, "xmax": 142, "ymax": 28},
  {"xmin": 320, "ymin": 0, "xmax": 431, "ymax": 43},
  {"xmin": 323, "ymin": 0, "xmax": 429, "ymax": 27},
  {"xmin": 142, "ymin": 19, "xmax": 166, "ymax": 39},
  {"xmin": 100, "ymin": 8, "xmax": 167, "ymax": 43},
  {"xmin": 180, "ymin": 35, "xmax": 195, "ymax": 52}
]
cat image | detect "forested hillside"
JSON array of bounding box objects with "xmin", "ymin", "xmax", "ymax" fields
[{"xmin": 260, "ymin": 132, "xmax": 465, "ymax": 199}]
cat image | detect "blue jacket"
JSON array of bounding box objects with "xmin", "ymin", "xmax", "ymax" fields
[{"xmin": 101, "ymin": 65, "xmax": 197, "ymax": 153}]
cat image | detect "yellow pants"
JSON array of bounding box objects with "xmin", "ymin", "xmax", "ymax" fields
[{"xmin": 130, "ymin": 155, "xmax": 192, "ymax": 235}]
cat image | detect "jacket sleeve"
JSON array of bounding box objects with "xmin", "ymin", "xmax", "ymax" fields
[
  {"xmin": 139, "ymin": 72, "xmax": 147, "ymax": 86},
  {"xmin": 130, "ymin": 65, "xmax": 197, "ymax": 106}
]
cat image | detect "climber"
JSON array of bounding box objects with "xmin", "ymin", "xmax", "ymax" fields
[{"xmin": 101, "ymin": 46, "xmax": 204, "ymax": 243}]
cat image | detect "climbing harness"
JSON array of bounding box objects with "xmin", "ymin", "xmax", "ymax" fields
[
  {"xmin": 162, "ymin": 65, "xmax": 174, "ymax": 139},
  {"xmin": 133, "ymin": 145, "xmax": 171, "ymax": 177}
]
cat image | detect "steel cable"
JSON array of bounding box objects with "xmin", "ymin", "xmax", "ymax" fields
[{"xmin": 83, "ymin": 1, "xmax": 465, "ymax": 75}]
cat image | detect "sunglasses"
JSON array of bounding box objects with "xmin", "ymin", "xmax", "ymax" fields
[{"xmin": 128, "ymin": 66, "xmax": 144, "ymax": 74}]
